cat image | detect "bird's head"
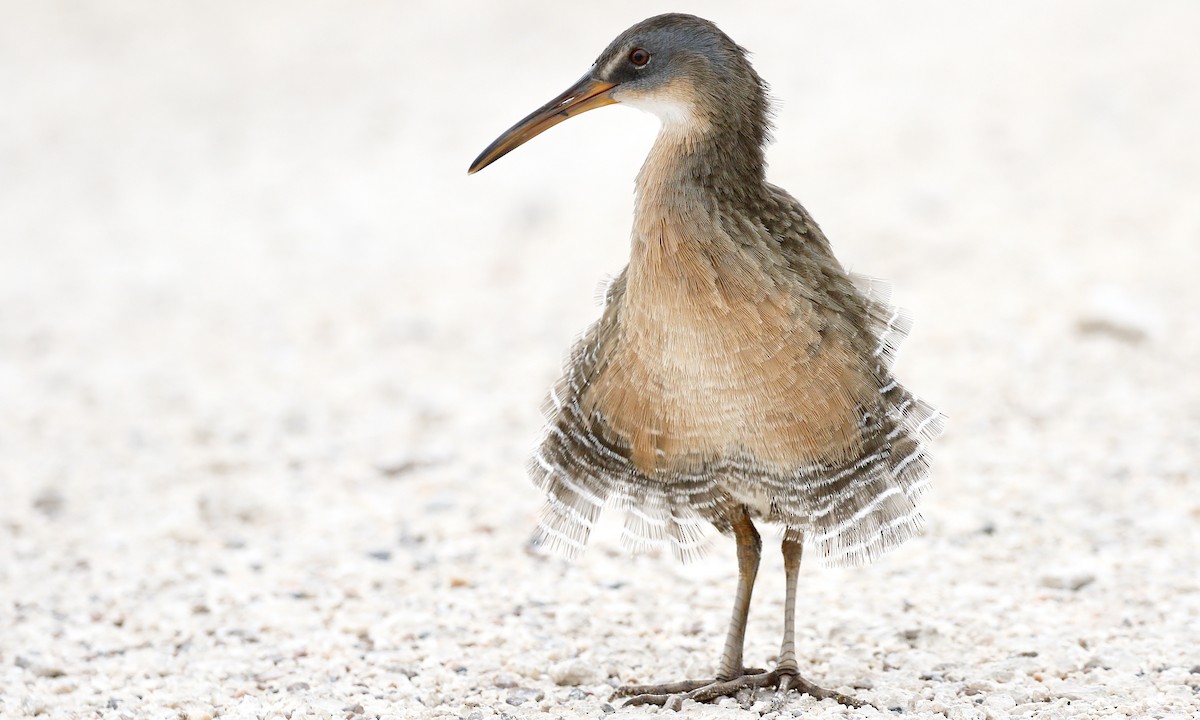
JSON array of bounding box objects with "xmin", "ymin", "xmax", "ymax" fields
[{"xmin": 468, "ymin": 13, "xmax": 770, "ymax": 174}]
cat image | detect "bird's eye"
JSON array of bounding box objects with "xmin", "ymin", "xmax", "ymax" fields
[{"xmin": 628, "ymin": 48, "xmax": 651, "ymax": 67}]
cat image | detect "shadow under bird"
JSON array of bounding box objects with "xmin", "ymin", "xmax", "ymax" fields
[{"xmin": 469, "ymin": 13, "xmax": 944, "ymax": 710}]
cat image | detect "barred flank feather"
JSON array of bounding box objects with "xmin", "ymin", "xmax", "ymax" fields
[{"xmin": 528, "ymin": 290, "xmax": 944, "ymax": 568}]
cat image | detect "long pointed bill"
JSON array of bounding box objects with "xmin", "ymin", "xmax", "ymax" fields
[{"xmin": 468, "ymin": 74, "xmax": 618, "ymax": 174}]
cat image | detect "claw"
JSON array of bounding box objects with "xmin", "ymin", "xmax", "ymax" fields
[
  {"xmin": 620, "ymin": 693, "xmax": 670, "ymax": 707},
  {"xmin": 767, "ymin": 673, "xmax": 794, "ymax": 714},
  {"xmin": 790, "ymin": 674, "xmax": 869, "ymax": 708}
]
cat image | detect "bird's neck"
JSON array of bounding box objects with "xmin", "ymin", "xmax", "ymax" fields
[
  {"xmin": 628, "ymin": 118, "xmax": 771, "ymax": 311},
  {"xmin": 633, "ymin": 118, "xmax": 767, "ymax": 243},
  {"xmin": 633, "ymin": 120, "xmax": 763, "ymax": 259}
]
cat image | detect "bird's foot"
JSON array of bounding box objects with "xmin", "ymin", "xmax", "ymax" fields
[
  {"xmin": 769, "ymin": 670, "xmax": 868, "ymax": 711},
  {"xmin": 612, "ymin": 668, "xmax": 867, "ymax": 711}
]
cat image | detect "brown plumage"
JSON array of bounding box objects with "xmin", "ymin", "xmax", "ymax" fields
[{"xmin": 470, "ymin": 13, "xmax": 943, "ymax": 710}]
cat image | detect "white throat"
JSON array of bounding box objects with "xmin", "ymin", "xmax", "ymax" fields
[{"xmin": 623, "ymin": 95, "xmax": 696, "ymax": 129}]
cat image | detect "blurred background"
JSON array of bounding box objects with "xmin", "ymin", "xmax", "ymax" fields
[{"xmin": 2, "ymin": 1, "xmax": 1198, "ymax": 718}]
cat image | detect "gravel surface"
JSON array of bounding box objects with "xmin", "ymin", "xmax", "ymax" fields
[{"xmin": 3, "ymin": 2, "xmax": 1199, "ymax": 719}]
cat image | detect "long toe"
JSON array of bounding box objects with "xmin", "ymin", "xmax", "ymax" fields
[
  {"xmin": 612, "ymin": 678, "xmax": 713, "ymax": 700},
  {"xmin": 787, "ymin": 673, "xmax": 869, "ymax": 708},
  {"xmin": 680, "ymin": 670, "xmax": 777, "ymax": 703}
]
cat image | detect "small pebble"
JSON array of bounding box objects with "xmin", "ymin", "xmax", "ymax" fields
[
  {"xmin": 376, "ymin": 455, "xmax": 423, "ymax": 477},
  {"xmin": 493, "ymin": 672, "xmax": 519, "ymax": 688},
  {"xmin": 15, "ymin": 655, "xmax": 66, "ymax": 678},
  {"xmin": 32, "ymin": 487, "xmax": 65, "ymax": 518},
  {"xmin": 1075, "ymin": 287, "xmax": 1160, "ymax": 343},
  {"xmin": 550, "ymin": 658, "xmax": 597, "ymax": 686},
  {"xmin": 1040, "ymin": 572, "xmax": 1096, "ymax": 591},
  {"xmin": 390, "ymin": 665, "xmax": 419, "ymax": 679},
  {"xmin": 506, "ymin": 688, "xmax": 545, "ymax": 706}
]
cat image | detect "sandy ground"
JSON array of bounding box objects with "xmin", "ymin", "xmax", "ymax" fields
[{"xmin": 2, "ymin": 1, "xmax": 1199, "ymax": 719}]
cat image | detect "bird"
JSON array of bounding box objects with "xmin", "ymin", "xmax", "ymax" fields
[{"xmin": 468, "ymin": 12, "xmax": 944, "ymax": 710}]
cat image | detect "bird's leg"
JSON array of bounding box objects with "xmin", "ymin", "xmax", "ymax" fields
[
  {"xmin": 717, "ymin": 507, "xmax": 762, "ymax": 679},
  {"xmin": 767, "ymin": 536, "xmax": 867, "ymax": 710},
  {"xmin": 776, "ymin": 536, "xmax": 802, "ymax": 681},
  {"xmin": 616, "ymin": 528, "xmax": 868, "ymax": 710},
  {"xmin": 615, "ymin": 508, "xmax": 770, "ymax": 708}
]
